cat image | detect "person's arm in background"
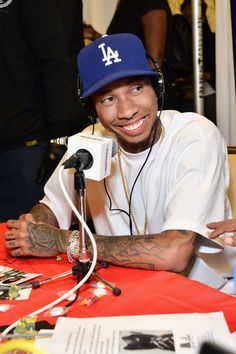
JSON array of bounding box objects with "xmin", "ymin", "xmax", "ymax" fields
[
  {"xmin": 141, "ymin": 9, "xmax": 168, "ymax": 68},
  {"xmin": 83, "ymin": 23, "xmax": 102, "ymax": 42},
  {"xmin": 207, "ymin": 220, "xmax": 236, "ymax": 246}
]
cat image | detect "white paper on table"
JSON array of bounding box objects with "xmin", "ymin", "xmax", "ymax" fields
[
  {"xmin": 38, "ymin": 312, "xmax": 235, "ymax": 354},
  {"xmin": 34, "ymin": 330, "xmax": 54, "ymax": 352},
  {"xmin": 0, "ymin": 266, "xmax": 41, "ymax": 286}
]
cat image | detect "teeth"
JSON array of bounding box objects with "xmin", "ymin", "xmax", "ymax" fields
[{"xmin": 123, "ymin": 118, "xmax": 144, "ymax": 131}]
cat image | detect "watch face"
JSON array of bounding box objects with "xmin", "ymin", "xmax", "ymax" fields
[{"xmin": 0, "ymin": 0, "xmax": 14, "ymax": 9}]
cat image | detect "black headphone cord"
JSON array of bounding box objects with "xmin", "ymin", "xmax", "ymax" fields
[
  {"xmin": 104, "ymin": 178, "xmax": 132, "ymax": 221},
  {"xmin": 103, "ymin": 103, "xmax": 163, "ymax": 236},
  {"xmin": 128, "ymin": 105, "xmax": 163, "ymax": 235}
]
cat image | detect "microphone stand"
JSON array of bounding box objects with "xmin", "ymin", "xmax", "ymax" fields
[
  {"xmin": 70, "ymin": 159, "xmax": 121, "ymax": 297},
  {"xmin": 71, "ymin": 169, "xmax": 91, "ymax": 285},
  {"xmin": 1, "ymin": 153, "xmax": 121, "ymax": 301}
]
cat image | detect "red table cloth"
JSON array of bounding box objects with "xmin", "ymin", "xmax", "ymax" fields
[{"xmin": 1, "ymin": 222, "xmax": 236, "ymax": 333}]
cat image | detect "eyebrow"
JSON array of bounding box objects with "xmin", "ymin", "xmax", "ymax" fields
[{"xmin": 96, "ymin": 76, "xmax": 148, "ymax": 96}]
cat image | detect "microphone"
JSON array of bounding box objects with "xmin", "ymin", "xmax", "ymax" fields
[
  {"xmin": 63, "ymin": 149, "xmax": 93, "ymax": 171},
  {"xmin": 64, "ymin": 132, "xmax": 117, "ymax": 180}
]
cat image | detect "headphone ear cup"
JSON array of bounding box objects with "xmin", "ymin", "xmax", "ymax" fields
[
  {"xmin": 151, "ymin": 69, "xmax": 165, "ymax": 100},
  {"xmin": 77, "ymin": 74, "xmax": 97, "ymax": 124},
  {"xmin": 156, "ymin": 69, "xmax": 165, "ymax": 99},
  {"xmin": 145, "ymin": 52, "xmax": 165, "ymax": 101}
]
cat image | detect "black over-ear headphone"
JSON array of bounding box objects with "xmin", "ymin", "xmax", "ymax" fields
[
  {"xmin": 77, "ymin": 52, "xmax": 165, "ymax": 123},
  {"xmin": 77, "ymin": 75, "xmax": 97, "ymax": 124},
  {"xmin": 146, "ymin": 52, "xmax": 165, "ymax": 101}
]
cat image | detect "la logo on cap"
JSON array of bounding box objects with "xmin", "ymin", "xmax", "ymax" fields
[{"xmin": 98, "ymin": 42, "xmax": 122, "ymax": 67}]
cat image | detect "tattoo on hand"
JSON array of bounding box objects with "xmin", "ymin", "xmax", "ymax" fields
[
  {"xmin": 30, "ymin": 204, "xmax": 59, "ymax": 227},
  {"xmin": 27, "ymin": 223, "xmax": 67, "ymax": 255}
]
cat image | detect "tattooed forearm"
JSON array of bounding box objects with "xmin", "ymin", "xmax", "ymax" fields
[
  {"xmin": 89, "ymin": 230, "xmax": 197, "ymax": 272},
  {"xmin": 30, "ymin": 203, "xmax": 59, "ymax": 227},
  {"xmin": 90, "ymin": 234, "xmax": 168, "ymax": 270}
]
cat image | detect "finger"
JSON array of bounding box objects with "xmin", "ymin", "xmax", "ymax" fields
[
  {"xmin": 4, "ymin": 230, "xmax": 17, "ymax": 240},
  {"xmin": 7, "ymin": 219, "xmax": 31, "ymax": 233},
  {"xmin": 6, "ymin": 219, "xmax": 20, "ymax": 230},
  {"xmin": 207, "ymin": 221, "xmax": 236, "ymax": 236},
  {"xmin": 5, "ymin": 240, "xmax": 19, "ymax": 249},
  {"xmin": 19, "ymin": 213, "xmax": 27, "ymax": 221},
  {"xmin": 9, "ymin": 248, "xmax": 23, "ymax": 258},
  {"xmin": 207, "ymin": 221, "xmax": 222, "ymax": 229},
  {"xmin": 207, "ymin": 220, "xmax": 230, "ymax": 229},
  {"xmin": 207, "ymin": 219, "xmax": 236, "ymax": 231},
  {"xmin": 19, "ymin": 213, "xmax": 36, "ymax": 223},
  {"xmin": 208, "ymin": 227, "xmax": 226, "ymax": 238}
]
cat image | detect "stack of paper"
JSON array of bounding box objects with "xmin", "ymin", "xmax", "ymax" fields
[{"xmin": 35, "ymin": 312, "xmax": 235, "ymax": 353}]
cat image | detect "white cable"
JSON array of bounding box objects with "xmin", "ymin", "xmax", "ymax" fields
[
  {"xmin": 58, "ymin": 166, "xmax": 96, "ymax": 242},
  {"xmin": 1, "ymin": 166, "xmax": 97, "ymax": 339}
]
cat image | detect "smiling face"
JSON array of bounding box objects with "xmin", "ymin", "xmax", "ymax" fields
[{"xmin": 92, "ymin": 76, "xmax": 159, "ymax": 153}]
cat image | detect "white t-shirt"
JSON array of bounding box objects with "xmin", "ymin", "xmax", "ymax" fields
[
  {"xmin": 41, "ymin": 111, "xmax": 235, "ymax": 284},
  {"xmin": 42, "ymin": 110, "xmax": 230, "ymax": 238}
]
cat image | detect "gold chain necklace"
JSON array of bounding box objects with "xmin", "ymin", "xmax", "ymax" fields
[{"xmin": 117, "ymin": 122, "xmax": 165, "ymax": 235}]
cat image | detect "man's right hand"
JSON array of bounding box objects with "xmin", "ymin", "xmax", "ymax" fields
[{"xmin": 4, "ymin": 213, "xmax": 68, "ymax": 258}]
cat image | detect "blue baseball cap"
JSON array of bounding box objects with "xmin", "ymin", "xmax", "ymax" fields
[{"xmin": 77, "ymin": 33, "xmax": 157, "ymax": 98}]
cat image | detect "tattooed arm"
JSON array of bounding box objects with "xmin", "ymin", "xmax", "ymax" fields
[
  {"xmin": 4, "ymin": 203, "xmax": 70, "ymax": 258},
  {"xmin": 89, "ymin": 230, "xmax": 200, "ymax": 272},
  {"xmin": 4, "ymin": 202, "xmax": 199, "ymax": 271},
  {"xmin": 29, "ymin": 203, "xmax": 59, "ymax": 226}
]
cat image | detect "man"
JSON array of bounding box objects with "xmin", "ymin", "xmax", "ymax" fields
[
  {"xmin": 0, "ymin": 0, "xmax": 74, "ymax": 221},
  {"xmin": 3, "ymin": 34, "xmax": 233, "ymax": 287}
]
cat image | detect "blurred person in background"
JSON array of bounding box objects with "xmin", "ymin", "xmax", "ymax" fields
[
  {"xmin": 55, "ymin": 0, "xmax": 92, "ymax": 134},
  {"xmin": 0, "ymin": 0, "xmax": 87, "ymax": 222}
]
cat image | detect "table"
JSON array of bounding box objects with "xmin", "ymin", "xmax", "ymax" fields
[{"xmin": 1, "ymin": 222, "xmax": 236, "ymax": 333}]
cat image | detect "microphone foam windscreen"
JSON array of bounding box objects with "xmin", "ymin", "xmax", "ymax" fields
[{"xmin": 67, "ymin": 133, "xmax": 113, "ymax": 180}]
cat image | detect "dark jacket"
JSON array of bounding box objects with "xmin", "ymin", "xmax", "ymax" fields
[
  {"xmin": 0, "ymin": 0, "xmax": 74, "ymax": 150},
  {"xmin": 55, "ymin": 0, "xmax": 90, "ymax": 134}
]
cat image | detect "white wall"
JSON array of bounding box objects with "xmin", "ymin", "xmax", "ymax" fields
[
  {"xmin": 83, "ymin": 0, "xmax": 118, "ymax": 34},
  {"xmin": 215, "ymin": 0, "xmax": 236, "ymax": 145}
]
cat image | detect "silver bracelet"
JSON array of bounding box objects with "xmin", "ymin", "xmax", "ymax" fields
[{"xmin": 67, "ymin": 230, "xmax": 80, "ymax": 263}]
